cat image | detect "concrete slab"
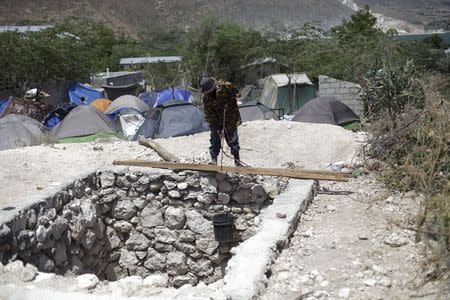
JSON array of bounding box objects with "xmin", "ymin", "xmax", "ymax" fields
[{"xmin": 223, "ymin": 179, "xmax": 315, "ymax": 300}]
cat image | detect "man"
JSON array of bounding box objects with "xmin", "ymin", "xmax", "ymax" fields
[{"xmin": 200, "ymin": 76, "xmax": 243, "ymax": 166}]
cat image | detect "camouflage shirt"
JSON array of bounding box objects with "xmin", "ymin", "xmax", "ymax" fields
[{"xmin": 203, "ymin": 80, "xmax": 242, "ymax": 129}]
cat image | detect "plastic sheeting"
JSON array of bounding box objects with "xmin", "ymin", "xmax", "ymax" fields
[
  {"xmin": 154, "ymin": 88, "xmax": 192, "ymax": 107},
  {"xmin": 68, "ymin": 82, "xmax": 103, "ymax": 106}
]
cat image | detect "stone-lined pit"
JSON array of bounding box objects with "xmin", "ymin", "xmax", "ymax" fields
[{"xmin": 0, "ymin": 170, "xmax": 287, "ymax": 288}]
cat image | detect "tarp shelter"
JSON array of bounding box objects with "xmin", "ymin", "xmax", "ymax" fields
[
  {"xmin": 104, "ymin": 95, "xmax": 150, "ymax": 115},
  {"xmin": 0, "ymin": 97, "xmax": 52, "ymax": 123},
  {"xmin": 90, "ymin": 98, "xmax": 112, "ymax": 112},
  {"xmin": 43, "ymin": 102, "xmax": 76, "ymax": 128},
  {"xmin": 154, "ymin": 88, "xmax": 192, "ymax": 107},
  {"xmin": 239, "ymin": 101, "xmax": 279, "ymax": 122},
  {"xmin": 102, "ymin": 82, "xmax": 144, "ymax": 100},
  {"xmin": 0, "ymin": 114, "xmax": 50, "ymax": 150},
  {"xmin": 52, "ymin": 105, "xmax": 118, "ymax": 139},
  {"xmin": 133, "ymin": 101, "xmax": 208, "ymax": 140},
  {"xmin": 260, "ymin": 73, "xmax": 316, "ymax": 115},
  {"xmin": 0, "ymin": 96, "xmax": 12, "ymax": 116},
  {"xmin": 139, "ymin": 91, "xmax": 158, "ymax": 108},
  {"xmin": 292, "ymin": 96, "xmax": 360, "ymax": 125},
  {"xmin": 111, "ymin": 108, "xmax": 146, "ymax": 140},
  {"xmin": 68, "ymin": 82, "xmax": 103, "ymax": 106}
]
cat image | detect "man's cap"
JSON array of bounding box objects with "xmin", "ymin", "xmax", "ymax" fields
[{"xmin": 200, "ymin": 76, "xmax": 216, "ymax": 94}]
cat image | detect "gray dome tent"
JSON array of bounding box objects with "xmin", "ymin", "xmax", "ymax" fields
[
  {"xmin": 239, "ymin": 101, "xmax": 279, "ymax": 122},
  {"xmin": 104, "ymin": 95, "xmax": 150, "ymax": 115},
  {"xmin": 133, "ymin": 101, "xmax": 208, "ymax": 140},
  {"xmin": 0, "ymin": 114, "xmax": 50, "ymax": 150},
  {"xmin": 52, "ymin": 105, "xmax": 119, "ymax": 139},
  {"xmin": 292, "ymin": 96, "xmax": 359, "ymax": 125}
]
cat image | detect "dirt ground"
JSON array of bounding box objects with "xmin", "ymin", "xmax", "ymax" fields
[{"xmin": 0, "ymin": 120, "xmax": 447, "ymax": 299}]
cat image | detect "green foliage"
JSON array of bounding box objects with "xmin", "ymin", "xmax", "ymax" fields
[
  {"xmin": 331, "ymin": 5, "xmax": 381, "ymax": 42},
  {"xmin": 183, "ymin": 17, "xmax": 265, "ymax": 85}
]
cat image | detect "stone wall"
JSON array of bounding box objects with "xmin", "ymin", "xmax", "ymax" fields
[
  {"xmin": 318, "ymin": 75, "xmax": 364, "ymax": 117},
  {"xmin": 0, "ymin": 170, "xmax": 287, "ymax": 288}
]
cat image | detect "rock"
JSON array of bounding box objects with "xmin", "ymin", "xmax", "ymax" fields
[
  {"xmin": 112, "ymin": 199, "xmax": 136, "ymax": 220},
  {"xmin": 276, "ymin": 212, "xmax": 287, "ymax": 218},
  {"xmin": 383, "ymin": 232, "xmax": 409, "ymax": 247},
  {"xmin": 106, "ymin": 227, "xmax": 121, "ymax": 250},
  {"xmin": 100, "ymin": 172, "xmax": 115, "ymax": 188},
  {"xmin": 46, "ymin": 208, "xmax": 57, "ymax": 220},
  {"xmin": 177, "ymin": 182, "xmax": 188, "ymax": 190},
  {"xmin": 36, "ymin": 225, "xmax": 48, "ymax": 243},
  {"xmin": 338, "ymin": 288, "xmax": 351, "ymax": 298},
  {"xmin": 77, "ymin": 274, "xmax": 99, "ymax": 289},
  {"xmin": 200, "ymin": 177, "xmax": 217, "ymax": 193},
  {"xmin": 186, "ymin": 210, "xmax": 213, "ymax": 236},
  {"xmin": 163, "ymin": 180, "xmax": 177, "ymax": 189},
  {"xmin": 358, "ymin": 234, "xmax": 369, "ymax": 240},
  {"xmin": 196, "ymin": 237, "xmax": 219, "ymax": 255},
  {"xmin": 251, "ymin": 184, "xmax": 267, "ymax": 204},
  {"xmin": 154, "ymin": 227, "xmax": 178, "ymax": 244},
  {"xmin": 174, "ymin": 242, "xmax": 197, "ymax": 254},
  {"xmin": 378, "ymin": 277, "xmax": 392, "ymax": 287},
  {"xmin": 234, "ymin": 216, "xmax": 247, "ymax": 231},
  {"xmin": 116, "ymin": 176, "xmax": 131, "ymax": 189},
  {"xmin": 119, "ymin": 249, "xmax": 139, "ymax": 271},
  {"xmin": 363, "ymin": 278, "xmax": 377, "ymax": 286},
  {"xmin": 197, "ymin": 193, "xmax": 216, "ymax": 205},
  {"xmin": 39, "ymin": 255, "xmax": 55, "ymax": 272},
  {"xmin": 143, "ymin": 273, "xmax": 169, "ymax": 288},
  {"xmin": 164, "ymin": 207, "xmax": 186, "ymax": 230},
  {"xmin": 179, "ymin": 230, "xmax": 196, "ymax": 243},
  {"xmin": 172, "ymin": 274, "xmax": 198, "ymax": 288},
  {"xmin": 126, "ymin": 229, "xmax": 150, "ymax": 251},
  {"xmin": 149, "ymin": 183, "xmax": 162, "ymax": 193},
  {"xmin": 102, "ymin": 194, "xmax": 118, "ymax": 203},
  {"xmin": 185, "ymin": 191, "xmax": 201, "ymax": 200},
  {"xmin": 326, "ymin": 205, "xmax": 337, "ymax": 212},
  {"xmin": 168, "ymin": 190, "xmax": 181, "ymax": 199},
  {"xmin": 20, "ymin": 264, "xmax": 38, "ymax": 282},
  {"xmin": 81, "ymin": 229, "xmax": 96, "ymax": 251},
  {"xmin": 144, "ymin": 248, "xmax": 166, "ymax": 271},
  {"xmin": 140, "ymin": 205, "xmax": 164, "ymax": 228},
  {"xmin": 26, "ymin": 210, "xmax": 37, "ymax": 229},
  {"xmin": 73, "ymin": 180, "xmax": 86, "ymax": 199},
  {"xmin": 188, "ymin": 258, "xmax": 213, "ymax": 276},
  {"xmin": 5, "ymin": 260, "xmax": 24, "ymax": 273},
  {"xmin": 110, "ymin": 276, "xmax": 143, "ymax": 297},
  {"xmin": 154, "ymin": 242, "xmax": 174, "ymax": 252},
  {"xmin": 54, "ymin": 242, "xmax": 67, "ymax": 265},
  {"xmin": 133, "ymin": 198, "xmax": 147, "ymax": 210},
  {"xmin": 48, "ymin": 216, "xmax": 68, "ymax": 240},
  {"xmin": 114, "ymin": 220, "xmax": 133, "ymax": 233},
  {"xmin": 166, "ymin": 251, "xmax": 188, "ymax": 275},
  {"xmin": 231, "ymin": 187, "xmax": 252, "ymax": 204},
  {"xmin": 217, "ymin": 193, "xmax": 230, "ymax": 205},
  {"xmin": 79, "ymin": 200, "xmax": 98, "ymax": 227},
  {"xmin": 218, "ymin": 181, "xmax": 233, "ymax": 193}
]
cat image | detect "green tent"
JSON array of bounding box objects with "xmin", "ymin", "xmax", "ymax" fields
[{"xmin": 260, "ymin": 73, "xmax": 316, "ymax": 115}]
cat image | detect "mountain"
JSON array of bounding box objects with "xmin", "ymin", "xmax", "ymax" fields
[{"xmin": 0, "ymin": 0, "xmax": 448, "ymax": 35}]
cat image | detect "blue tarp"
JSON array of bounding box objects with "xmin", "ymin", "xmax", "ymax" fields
[
  {"xmin": 0, "ymin": 96, "xmax": 12, "ymax": 117},
  {"xmin": 69, "ymin": 83, "xmax": 103, "ymax": 106},
  {"xmin": 43, "ymin": 102, "xmax": 76, "ymax": 128},
  {"xmin": 138, "ymin": 91, "xmax": 158, "ymax": 108},
  {"xmin": 154, "ymin": 88, "xmax": 192, "ymax": 107}
]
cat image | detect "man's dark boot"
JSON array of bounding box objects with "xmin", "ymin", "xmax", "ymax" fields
[
  {"xmin": 233, "ymin": 153, "xmax": 243, "ymax": 167},
  {"xmin": 209, "ymin": 155, "xmax": 218, "ymax": 165}
]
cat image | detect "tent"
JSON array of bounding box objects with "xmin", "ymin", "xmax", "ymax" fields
[
  {"xmin": 68, "ymin": 82, "xmax": 103, "ymax": 106},
  {"xmin": 43, "ymin": 102, "xmax": 77, "ymax": 128},
  {"xmin": 239, "ymin": 101, "xmax": 279, "ymax": 122},
  {"xmin": 90, "ymin": 98, "xmax": 112, "ymax": 112},
  {"xmin": 154, "ymin": 88, "xmax": 192, "ymax": 107},
  {"xmin": 138, "ymin": 91, "xmax": 158, "ymax": 108},
  {"xmin": 0, "ymin": 96, "xmax": 12, "ymax": 116},
  {"xmin": 260, "ymin": 73, "xmax": 316, "ymax": 115},
  {"xmin": 292, "ymin": 96, "xmax": 359, "ymax": 125},
  {"xmin": 0, "ymin": 114, "xmax": 50, "ymax": 150},
  {"xmin": 133, "ymin": 101, "xmax": 208, "ymax": 140},
  {"xmin": 52, "ymin": 105, "xmax": 119, "ymax": 140},
  {"xmin": 0, "ymin": 97, "xmax": 52, "ymax": 123},
  {"xmin": 104, "ymin": 95, "xmax": 150, "ymax": 115}
]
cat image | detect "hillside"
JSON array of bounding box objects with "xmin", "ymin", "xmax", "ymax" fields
[{"xmin": 0, "ymin": 0, "xmax": 448, "ymax": 35}]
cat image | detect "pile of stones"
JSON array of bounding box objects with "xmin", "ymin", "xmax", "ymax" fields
[{"xmin": 0, "ymin": 170, "xmax": 287, "ymax": 287}]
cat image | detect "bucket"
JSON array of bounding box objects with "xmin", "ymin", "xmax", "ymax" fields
[{"xmin": 212, "ymin": 212, "xmax": 235, "ymax": 243}]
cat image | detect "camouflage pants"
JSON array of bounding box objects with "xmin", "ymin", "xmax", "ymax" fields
[{"xmin": 209, "ymin": 125, "xmax": 240, "ymax": 159}]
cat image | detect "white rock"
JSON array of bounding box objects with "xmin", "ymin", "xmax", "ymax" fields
[
  {"xmin": 110, "ymin": 276, "xmax": 143, "ymax": 296},
  {"xmin": 378, "ymin": 277, "xmax": 392, "ymax": 287},
  {"xmin": 320, "ymin": 280, "xmax": 330, "ymax": 287},
  {"xmin": 338, "ymin": 288, "xmax": 351, "ymax": 298},
  {"xmin": 77, "ymin": 274, "xmax": 99, "ymax": 289},
  {"xmin": 326, "ymin": 205, "xmax": 337, "ymax": 212},
  {"xmin": 363, "ymin": 278, "xmax": 377, "ymax": 286},
  {"xmin": 143, "ymin": 273, "xmax": 169, "ymax": 288}
]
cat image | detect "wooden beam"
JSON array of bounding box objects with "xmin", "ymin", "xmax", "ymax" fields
[
  {"xmin": 138, "ymin": 138, "xmax": 179, "ymax": 162},
  {"xmin": 112, "ymin": 160, "xmax": 352, "ymax": 182}
]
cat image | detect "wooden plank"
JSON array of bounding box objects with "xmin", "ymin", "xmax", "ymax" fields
[{"xmin": 112, "ymin": 160, "xmax": 352, "ymax": 182}]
